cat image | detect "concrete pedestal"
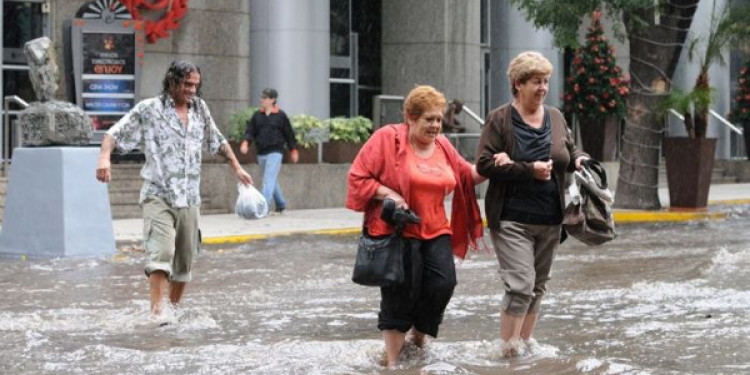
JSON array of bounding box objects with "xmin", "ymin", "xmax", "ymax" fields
[{"xmin": 0, "ymin": 147, "xmax": 115, "ymax": 258}]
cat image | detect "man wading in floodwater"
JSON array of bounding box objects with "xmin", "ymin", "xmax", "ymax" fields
[{"xmin": 95, "ymin": 60, "xmax": 253, "ymax": 321}]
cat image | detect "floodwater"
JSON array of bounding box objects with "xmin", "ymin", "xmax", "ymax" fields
[{"xmin": 2, "ymin": 212, "xmax": 750, "ymax": 374}]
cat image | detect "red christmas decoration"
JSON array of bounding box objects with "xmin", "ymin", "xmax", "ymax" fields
[
  {"xmin": 121, "ymin": 0, "xmax": 188, "ymax": 43},
  {"xmin": 730, "ymin": 63, "xmax": 750, "ymax": 123},
  {"xmin": 563, "ymin": 11, "xmax": 629, "ymax": 120}
]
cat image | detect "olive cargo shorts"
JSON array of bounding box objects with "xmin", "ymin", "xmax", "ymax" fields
[
  {"xmin": 142, "ymin": 196, "xmax": 200, "ymax": 282},
  {"xmin": 490, "ymin": 221, "xmax": 560, "ymax": 316}
]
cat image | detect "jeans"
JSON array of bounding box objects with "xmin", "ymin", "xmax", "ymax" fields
[{"xmin": 257, "ymin": 152, "xmax": 286, "ymax": 211}]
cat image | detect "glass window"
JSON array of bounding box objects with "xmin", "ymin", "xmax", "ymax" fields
[
  {"xmin": 482, "ymin": 51, "xmax": 490, "ymax": 117},
  {"xmin": 352, "ymin": 0, "xmax": 381, "ymax": 88},
  {"xmin": 3, "ymin": 70, "xmax": 36, "ymax": 103},
  {"xmin": 3, "ymin": 2, "xmax": 44, "ymax": 64},
  {"xmin": 358, "ymin": 87, "xmax": 380, "ymax": 120},
  {"xmin": 331, "ymin": 68, "xmax": 350, "ymax": 79},
  {"xmin": 330, "ymin": 0, "xmax": 350, "ymax": 57},
  {"xmin": 330, "ymin": 83, "xmax": 352, "ymax": 117},
  {"xmin": 480, "ymin": 0, "xmax": 489, "ymax": 46}
]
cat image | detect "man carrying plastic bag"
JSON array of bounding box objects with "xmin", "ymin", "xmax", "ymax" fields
[{"xmin": 236, "ymin": 183, "xmax": 269, "ymax": 219}]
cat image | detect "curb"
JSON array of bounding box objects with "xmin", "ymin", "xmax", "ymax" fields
[
  {"xmin": 201, "ymin": 198, "xmax": 750, "ymax": 245},
  {"xmin": 202, "ymin": 227, "xmax": 361, "ymax": 245},
  {"xmin": 613, "ymin": 210, "xmax": 726, "ymax": 223},
  {"xmin": 613, "ymin": 198, "xmax": 750, "ymax": 223}
]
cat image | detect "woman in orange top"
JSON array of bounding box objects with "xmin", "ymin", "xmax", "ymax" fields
[{"xmin": 347, "ymin": 85, "xmax": 486, "ymax": 368}]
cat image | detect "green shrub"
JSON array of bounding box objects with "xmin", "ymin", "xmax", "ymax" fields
[
  {"xmin": 226, "ymin": 107, "xmax": 258, "ymax": 142},
  {"xmin": 325, "ymin": 116, "xmax": 372, "ymax": 143},
  {"xmin": 291, "ymin": 114, "xmax": 325, "ymax": 148}
]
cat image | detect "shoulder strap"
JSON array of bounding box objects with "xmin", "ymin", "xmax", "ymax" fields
[{"xmin": 583, "ymin": 159, "xmax": 607, "ymax": 189}]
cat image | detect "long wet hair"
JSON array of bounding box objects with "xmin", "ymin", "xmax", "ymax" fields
[{"xmin": 161, "ymin": 59, "xmax": 202, "ymax": 101}]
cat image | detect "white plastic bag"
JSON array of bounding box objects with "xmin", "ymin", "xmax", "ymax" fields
[{"xmin": 235, "ymin": 183, "xmax": 269, "ymax": 219}]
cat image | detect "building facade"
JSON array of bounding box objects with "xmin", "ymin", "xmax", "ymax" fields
[{"xmin": 0, "ymin": 0, "xmax": 745, "ymax": 160}]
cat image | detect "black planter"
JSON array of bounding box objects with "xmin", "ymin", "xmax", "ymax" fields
[
  {"xmin": 743, "ymin": 122, "xmax": 750, "ymax": 161},
  {"xmin": 323, "ymin": 141, "xmax": 363, "ymax": 163},
  {"xmin": 663, "ymin": 137, "xmax": 716, "ymax": 209},
  {"xmin": 284, "ymin": 145, "xmax": 319, "ymax": 164}
]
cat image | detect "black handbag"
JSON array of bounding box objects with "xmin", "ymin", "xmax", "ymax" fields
[
  {"xmin": 351, "ymin": 199, "xmax": 420, "ymax": 287},
  {"xmin": 351, "ymin": 230, "xmax": 405, "ymax": 287}
]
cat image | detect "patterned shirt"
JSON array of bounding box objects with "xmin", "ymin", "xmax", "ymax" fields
[{"xmin": 107, "ymin": 95, "xmax": 227, "ymax": 208}]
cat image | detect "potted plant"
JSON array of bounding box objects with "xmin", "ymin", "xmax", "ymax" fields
[
  {"xmin": 225, "ymin": 106, "xmax": 258, "ymax": 164},
  {"xmin": 661, "ymin": 0, "xmax": 750, "ymax": 209},
  {"xmin": 323, "ymin": 116, "xmax": 372, "ymax": 163},
  {"xmin": 729, "ymin": 61, "xmax": 750, "ymax": 160},
  {"xmin": 290, "ymin": 114, "xmax": 325, "ymax": 163},
  {"xmin": 562, "ymin": 11, "xmax": 629, "ymax": 161},
  {"xmin": 659, "ymin": 87, "xmax": 715, "ymax": 209}
]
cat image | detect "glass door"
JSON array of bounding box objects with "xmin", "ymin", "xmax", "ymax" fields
[{"xmin": 1, "ymin": 0, "xmax": 50, "ymax": 159}]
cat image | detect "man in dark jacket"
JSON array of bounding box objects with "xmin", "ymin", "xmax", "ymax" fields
[{"xmin": 240, "ymin": 88, "xmax": 298, "ymax": 213}]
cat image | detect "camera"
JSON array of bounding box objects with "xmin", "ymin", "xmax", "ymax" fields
[{"xmin": 381, "ymin": 198, "xmax": 421, "ymax": 227}]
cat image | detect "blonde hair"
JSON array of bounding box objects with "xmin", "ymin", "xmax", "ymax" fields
[
  {"xmin": 403, "ymin": 85, "xmax": 447, "ymax": 121},
  {"xmin": 507, "ymin": 51, "xmax": 553, "ymax": 97}
]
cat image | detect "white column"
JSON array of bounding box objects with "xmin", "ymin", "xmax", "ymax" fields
[{"xmin": 250, "ymin": 0, "xmax": 330, "ymax": 119}]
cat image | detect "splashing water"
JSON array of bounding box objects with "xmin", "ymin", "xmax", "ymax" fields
[{"xmin": 0, "ymin": 214, "xmax": 749, "ymax": 374}]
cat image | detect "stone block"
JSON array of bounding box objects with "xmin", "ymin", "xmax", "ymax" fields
[
  {"xmin": 19, "ymin": 101, "xmax": 93, "ymax": 146},
  {"xmin": 0, "ymin": 148, "xmax": 115, "ymax": 258}
]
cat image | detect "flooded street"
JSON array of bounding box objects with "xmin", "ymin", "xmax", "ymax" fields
[{"xmin": 2, "ymin": 212, "xmax": 750, "ymax": 374}]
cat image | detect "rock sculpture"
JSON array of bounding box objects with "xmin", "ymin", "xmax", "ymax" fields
[{"xmin": 17, "ymin": 37, "xmax": 92, "ymax": 146}]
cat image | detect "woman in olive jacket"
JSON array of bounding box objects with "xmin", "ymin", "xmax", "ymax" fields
[{"xmin": 476, "ymin": 51, "xmax": 588, "ymax": 357}]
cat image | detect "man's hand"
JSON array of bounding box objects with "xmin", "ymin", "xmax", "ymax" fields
[
  {"xmin": 533, "ymin": 160, "xmax": 553, "ymax": 180},
  {"xmin": 96, "ymin": 134, "xmax": 116, "ymax": 183},
  {"xmin": 96, "ymin": 158, "xmax": 111, "ymax": 183},
  {"xmin": 235, "ymin": 167, "xmax": 253, "ymax": 186},
  {"xmin": 239, "ymin": 140, "xmax": 249, "ymax": 155},
  {"xmin": 290, "ymin": 149, "xmax": 299, "ymax": 164}
]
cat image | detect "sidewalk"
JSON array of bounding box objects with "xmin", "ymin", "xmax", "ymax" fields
[{"xmin": 112, "ymin": 183, "xmax": 750, "ymax": 244}]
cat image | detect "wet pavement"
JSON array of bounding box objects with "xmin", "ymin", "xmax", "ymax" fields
[{"xmin": 2, "ymin": 206, "xmax": 750, "ymax": 374}]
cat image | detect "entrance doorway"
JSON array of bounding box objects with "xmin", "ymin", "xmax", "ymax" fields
[{"xmin": 1, "ymin": 0, "xmax": 50, "ymax": 160}]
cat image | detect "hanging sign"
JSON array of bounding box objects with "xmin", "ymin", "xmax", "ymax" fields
[{"xmin": 71, "ymin": 0, "xmax": 144, "ymax": 134}]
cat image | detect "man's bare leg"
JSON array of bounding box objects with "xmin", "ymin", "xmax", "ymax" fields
[
  {"xmin": 149, "ymin": 271, "xmax": 168, "ymax": 315},
  {"xmin": 169, "ymin": 281, "xmax": 187, "ymax": 306}
]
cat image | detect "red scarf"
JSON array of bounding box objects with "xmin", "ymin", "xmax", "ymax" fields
[{"xmin": 346, "ymin": 124, "xmax": 483, "ymax": 258}]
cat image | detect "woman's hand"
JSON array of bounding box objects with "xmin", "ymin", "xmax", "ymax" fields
[
  {"xmin": 493, "ymin": 152, "xmax": 513, "ymax": 167},
  {"xmin": 533, "ymin": 160, "xmax": 553, "ymax": 180},
  {"xmin": 385, "ymin": 192, "xmax": 408, "ymax": 210},
  {"xmin": 239, "ymin": 140, "xmax": 249, "ymax": 155},
  {"xmin": 376, "ymin": 185, "xmax": 408, "ymax": 209},
  {"xmin": 575, "ymin": 156, "xmax": 589, "ymax": 171}
]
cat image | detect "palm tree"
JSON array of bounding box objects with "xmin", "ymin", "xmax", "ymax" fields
[{"xmin": 679, "ymin": 0, "xmax": 750, "ymax": 138}]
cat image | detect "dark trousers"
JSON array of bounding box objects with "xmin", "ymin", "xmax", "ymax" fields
[{"xmin": 377, "ymin": 235, "xmax": 456, "ymax": 337}]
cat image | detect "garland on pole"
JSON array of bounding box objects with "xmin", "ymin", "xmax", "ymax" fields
[{"xmin": 121, "ymin": 0, "xmax": 188, "ymax": 43}]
